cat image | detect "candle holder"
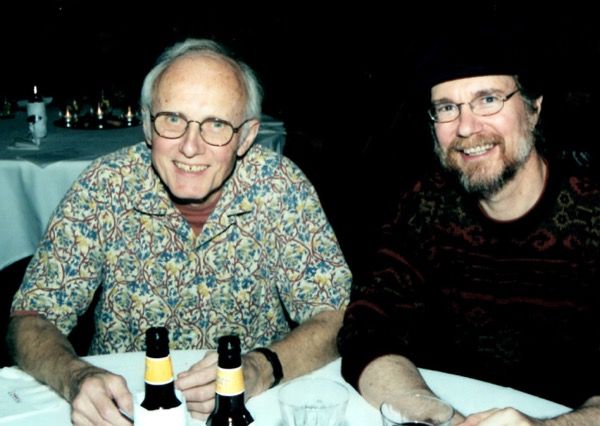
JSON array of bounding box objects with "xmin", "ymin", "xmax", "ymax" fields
[
  {"xmin": 54, "ymin": 100, "xmax": 141, "ymax": 130},
  {"xmin": 96, "ymin": 104, "xmax": 104, "ymax": 129},
  {"xmin": 125, "ymin": 106, "xmax": 134, "ymax": 126},
  {"xmin": 64, "ymin": 107, "xmax": 73, "ymax": 128}
]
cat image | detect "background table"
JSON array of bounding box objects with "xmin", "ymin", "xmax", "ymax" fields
[
  {"xmin": 0, "ymin": 350, "xmax": 571, "ymax": 425},
  {"xmin": 0, "ymin": 110, "xmax": 286, "ymax": 270}
]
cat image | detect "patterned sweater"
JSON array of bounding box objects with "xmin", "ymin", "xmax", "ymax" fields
[
  {"xmin": 338, "ymin": 160, "xmax": 599, "ymax": 407},
  {"xmin": 12, "ymin": 142, "xmax": 351, "ymax": 354}
]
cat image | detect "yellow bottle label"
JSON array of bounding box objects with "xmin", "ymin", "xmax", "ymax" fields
[
  {"xmin": 215, "ymin": 366, "xmax": 245, "ymax": 396},
  {"xmin": 145, "ymin": 355, "xmax": 174, "ymax": 385}
]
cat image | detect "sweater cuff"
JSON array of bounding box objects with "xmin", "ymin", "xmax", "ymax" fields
[{"xmin": 340, "ymin": 333, "xmax": 400, "ymax": 391}]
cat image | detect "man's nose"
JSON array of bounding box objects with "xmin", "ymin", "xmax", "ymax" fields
[
  {"xmin": 456, "ymin": 106, "xmax": 484, "ymax": 138},
  {"xmin": 180, "ymin": 122, "xmax": 206, "ymax": 157}
]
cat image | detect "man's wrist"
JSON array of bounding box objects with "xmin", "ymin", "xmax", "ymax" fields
[
  {"xmin": 67, "ymin": 364, "xmax": 106, "ymax": 401},
  {"xmin": 251, "ymin": 347, "xmax": 283, "ymax": 388}
]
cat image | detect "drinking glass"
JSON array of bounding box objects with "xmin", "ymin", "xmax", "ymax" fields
[
  {"xmin": 380, "ymin": 393, "xmax": 454, "ymax": 426},
  {"xmin": 279, "ymin": 378, "xmax": 349, "ymax": 426}
]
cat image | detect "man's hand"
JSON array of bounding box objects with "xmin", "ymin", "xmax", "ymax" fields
[
  {"xmin": 174, "ymin": 349, "xmax": 275, "ymax": 420},
  {"xmin": 7, "ymin": 316, "xmax": 134, "ymax": 425},
  {"xmin": 458, "ymin": 408, "xmax": 542, "ymax": 426},
  {"xmin": 69, "ymin": 366, "xmax": 133, "ymax": 426},
  {"xmin": 175, "ymin": 351, "xmax": 219, "ymax": 420}
]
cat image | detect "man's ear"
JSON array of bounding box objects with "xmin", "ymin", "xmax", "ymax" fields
[
  {"xmin": 237, "ymin": 119, "xmax": 260, "ymax": 157},
  {"xmin": 533, "ymin": 95, "xmax": 543, "ymax": 113},
  {"xmin": 529, "ymin": 95, "xmax": 543, "ymax": 129},
  {"xmin": 142, "ymin": 108, "xmax": 153, "ymax": 146}
]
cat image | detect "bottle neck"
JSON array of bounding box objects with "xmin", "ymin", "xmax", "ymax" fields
[
  {"xmin": 215, "ymin": 366, "xmax": 245, "ymax": 397},
  {"xmin": 141, "ymin": 353, "xmax": 181, "ymax": 410},
  {"xmin": 144, "ymin": 354, "xmax": 175, "ymax": 385}
]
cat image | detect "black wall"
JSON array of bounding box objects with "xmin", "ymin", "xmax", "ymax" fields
[{"xmin": 2, "ymin": 2, "xmax": 599, "ymax": 267}]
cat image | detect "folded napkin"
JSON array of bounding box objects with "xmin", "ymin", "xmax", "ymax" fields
[
  {"xmin": 0, "ymin": 365, "xmax": 206, "ymax": 425},
  {"xmin": 6, "ymin": 139, "xmax": 41, "ymax": 151},
  {"xmin": 0, "ymin": 366, "xmax": 68, "ymax": 424}
]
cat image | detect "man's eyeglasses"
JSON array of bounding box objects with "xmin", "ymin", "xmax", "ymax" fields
[
  {"xmin": 428, "ymin": 89, "xmax": 520, "ymax": 123},
  {"xmin": 151, "ymin": 112, "xmax": 252, "ymax": 146}
]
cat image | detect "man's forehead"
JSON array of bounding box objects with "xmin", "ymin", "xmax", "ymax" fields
[
  {"xmin": 153, "ymin": 53, "xmax": 246, "ymax": 107},
  {"xmin": 163, "ymin": 53, "xmax": 240, "ymax": 83}
]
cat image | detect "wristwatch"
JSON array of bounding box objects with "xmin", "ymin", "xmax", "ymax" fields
[{"xmin": 252, "ymin": 347, "xmax": 284, "ymax": 388}]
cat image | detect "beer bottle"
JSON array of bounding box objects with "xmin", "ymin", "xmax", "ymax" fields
[
  {"xmin": 141, "ymin": 326, "xmax": 182, "ymax": 410},
  {"xmin": 207, "ymin": 335, "xmax": 254, "ymax": 426}
]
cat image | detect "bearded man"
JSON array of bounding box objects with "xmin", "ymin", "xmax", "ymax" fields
[{"xmin": 338, "ymin": 29, "xmax": 600, "ymax": 425}]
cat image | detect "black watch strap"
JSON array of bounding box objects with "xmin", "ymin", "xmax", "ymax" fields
[{"xmin": 252, "ymin": 347, "xmax": 283, "ymax": 388}]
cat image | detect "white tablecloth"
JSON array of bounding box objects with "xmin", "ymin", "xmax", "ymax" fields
[
  {"xmin": 0, "ymin": 111, "xmax": 286, "ymax": 270},
  {"xmin": 0, "ymin": 351, "xmax": 571, "ymax": 425}
]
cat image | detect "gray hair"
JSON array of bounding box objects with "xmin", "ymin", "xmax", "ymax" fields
[{"xmin": 140, "ymin": 38, "xmax": 263, "ymax": 141}]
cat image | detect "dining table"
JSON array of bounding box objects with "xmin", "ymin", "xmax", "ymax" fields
[
  {"xmin": 0, "ymin": 108, "xmax": 286, "ymax": 271},
  {"xmin": 0, "ymin": 350, "xmax": 571, "ymax": 425}
]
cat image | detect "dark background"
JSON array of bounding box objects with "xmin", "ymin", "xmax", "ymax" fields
[{"xmin": 2, "ymin": 1, "xmax": 599, "ymax": 267}]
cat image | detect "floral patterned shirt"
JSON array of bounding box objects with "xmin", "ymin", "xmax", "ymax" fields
[{"xmin": 12, "ymin": 142, "xmax": 351, "ymax": 354}]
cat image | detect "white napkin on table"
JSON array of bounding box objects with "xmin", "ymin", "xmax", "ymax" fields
[{"xmin": 0, "ymin": 366, "xmax": 67, "ymax": 424}]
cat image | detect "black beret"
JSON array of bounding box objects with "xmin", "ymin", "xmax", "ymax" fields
[{"xmin": 415, "ymin": 24, "xmax": 537, "ymax": 93}]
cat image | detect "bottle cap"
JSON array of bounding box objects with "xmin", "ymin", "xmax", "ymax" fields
[
  {"xmin": 218, "ymin": 335, "xmax": 240, "ymax": 353},
  {"xmin": 145, "ymin": 327, "xmax": 170, "ymax": 357}
]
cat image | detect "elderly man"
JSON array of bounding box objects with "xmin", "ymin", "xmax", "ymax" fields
[
  {"xmin": 338, "ymin": 31, "xmax": 599, "ymax": 424},
  {"xmin": 8, "ymin": 39, "xmax": 351, "ymax": 424}
]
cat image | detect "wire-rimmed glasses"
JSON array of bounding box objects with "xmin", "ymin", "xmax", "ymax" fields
[
  {"xmin": 428, "ymin": 89, "xmax": 520, "ymax": 123},
  {"xmin": 151, "ymin": 112, "xmax": 252, "ymax": 146}
]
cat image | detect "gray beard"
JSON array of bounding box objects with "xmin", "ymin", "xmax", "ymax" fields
[
  {"xmin": 456, "ymin": 158, "xmax": 522, "ymax": 199},
  {"xmin": 435, "ymin": 135, "xmax": 534, "ymax": 199}
]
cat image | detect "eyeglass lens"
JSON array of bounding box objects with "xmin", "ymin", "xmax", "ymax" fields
[{"xmin": 154, "ymin": 114, "xmax": 235, "ymax": 145}]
